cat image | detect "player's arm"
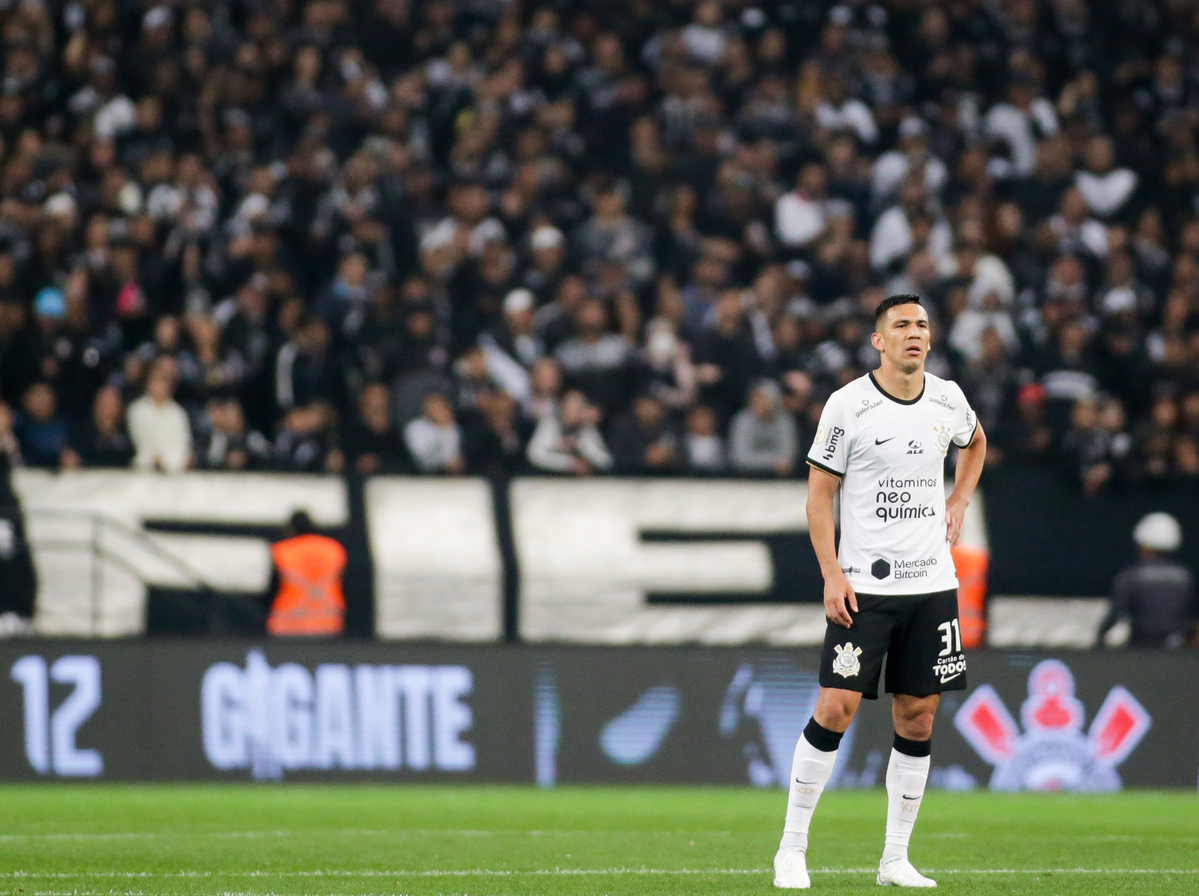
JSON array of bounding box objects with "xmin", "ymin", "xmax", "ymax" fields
[
  {"xmin": 946, "ymin": 421, "xmax": 986, "ymax": 547},
  {"xmin": 807, "ymin": 465, "xmax": 857, "ymax": 628}
]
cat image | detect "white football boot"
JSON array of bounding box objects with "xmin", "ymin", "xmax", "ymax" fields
[
  {"xmin": 877, "ymin": 858, "xmax": 936, "ymax": 887},
  {"xmin": 773, "ymin": 848, "xmax": 811, "ymax": 889}
]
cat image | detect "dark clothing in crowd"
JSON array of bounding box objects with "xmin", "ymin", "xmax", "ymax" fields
[{"xmin": 1097, "ymin": 557, "xmax": 1197, "ymax": 648}]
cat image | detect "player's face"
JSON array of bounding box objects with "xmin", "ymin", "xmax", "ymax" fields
[{"xmin": 872, "ymin": 303, "xmax": 930, "ymax": 374}]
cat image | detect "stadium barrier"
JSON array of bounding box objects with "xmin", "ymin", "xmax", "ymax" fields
[
  {"xmin": 12, "ymin": 469, "xmax": 982, "ymax": 642},
  {"xmin": 11, "ymin": 469, "xmax": 1199, "ymax": 644},
  {"xmin": 0, "ymin": 643, "xmax": 1189, "ymax": 789}
]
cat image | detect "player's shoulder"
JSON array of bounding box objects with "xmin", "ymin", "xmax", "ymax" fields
[
  {"xmin": 924, "ymin": 371, "xmax": 968, "ymax": 402},
  {"xmin": 827, "ymin": 373, "xmax": 875, "ymax": 406}
]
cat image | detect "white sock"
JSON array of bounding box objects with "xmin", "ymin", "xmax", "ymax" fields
[
  {"xmin": 778, "ymin": 733, "xmax": 839, "ymax": 854},
  {"xmin": 882, "ymin": 747, "xmax": 930, "ymax": 864}
]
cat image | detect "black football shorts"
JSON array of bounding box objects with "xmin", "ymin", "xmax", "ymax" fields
[{"xmin": 818, "ymin": 589, "xmax": 967, "ymax": 699}]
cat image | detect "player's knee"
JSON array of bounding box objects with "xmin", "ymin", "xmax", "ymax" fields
[
  {"xmin": 901, "ymin": 712, "xmax": 934, "ymax": 740},
  {"xmin": 814, "ymin": 696, "xmax": 858, "ymax": 730},
  {"xmin": 894, "ymin": 706, "xmax": 935, "ymax": 740}
]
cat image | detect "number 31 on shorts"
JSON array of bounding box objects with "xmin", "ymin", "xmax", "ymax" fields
[{"xmin": 938, "ymin": 619, "xmax": 962, "ymax": 656}]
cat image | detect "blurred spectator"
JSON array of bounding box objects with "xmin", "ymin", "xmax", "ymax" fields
[
  {"xmin": 344, "ymin": 382, "xmax": 411, "ymax": 475},
  {"xmin": 1075, "ymin": 137, "xmax": 1138, "ymax": 220},
  {"xmin": 870, "ymin": 179, "xmax": 951, "ymax": 273},
  {"xmin": 554, "ymin": 298, "xmax": 633, "ymax": 416},
  {"xmin": 1096, "ymin": 513, "xmax": 1195, "ymax": 649},
  {"xmin": 522, "ymin": 227, "xmax": 569, "ymax": 307},
  {"xmin": 404, "ymin": 392, "xmax": 464, "ymax": 475},
  {"xmin": 990, "ymin": 383, "xmax": 1055, "ymax": 467},
  {"xmin": 464, "ymin": 389, "xmax": 529, "ymax": 477},
  {"xmin": 273, "ymin": 402, "xmax": 343, "ymax": 474},
  {"xmin": 1059, "ymin": 396, "xmax": 1131, "ymax": 497},
  {"xmin": 574, "ymin": 179, "xmax": 654, "ymax": 289},
  {"xmin": 63, "ymin": 386, "xmax": 134, "ymax": 470},
  {"xmin": 0, "ymin": 0, "xmax": 1194, "ymax": 490},
  {"xmin": 1133, "ymin": 393, "xmax": 1178, "ymax": 483},
  {"xmin": 684, "ymin": 404, "xmax": 726, "ymax": 474},
  {"xmin": 15, "ymin": 383, "xmax": 69, "ymax": 469},
  {"xmin": 525, "ymin": 357, "xmax": 564, "ymax": 423},
  {"xmin": 983, "ymin": 75, "xmax": 1059, "ymax": 179},
  {"xmin": 729, "ymin": 381, "xmax": 796, "ymax": 476},
  {"xmin": 775, "ymin": 164, "xmax": 831, "ymax": 251},
  {"xmin": 177, "ymin": 315, "xmax": 247, "ymax": 409},
  {"xmin": 1174, "ymin": 434, "xmax": 1199, "ymax": 479},
  {"xmin": 275, "ymin": 316, "xmax": 339, "ymax": 416},
  {"xmin": 694, "ymin": 292, "xmax": 769, "ymax": 422},
  {"xmin": 527, "ymin": 390, "xmax": 612, "ymax": 475},
  {"xmin": 872, "ymin": 118, "xmax": 947, "ymax": 208},
  {"xmin": 608, "ymin": 394, "xmax": 681, "ymax": 475},
  {"xmin": 128, "ymin": 357, "xmax": 192, "ymax": 473},
  {"xmin": 482, "ymin": 288, "xmax": 544, "ymax": 379},
  {"xmin": 196, "ymin": 397, "xmax": 270, "ymax": 472}
]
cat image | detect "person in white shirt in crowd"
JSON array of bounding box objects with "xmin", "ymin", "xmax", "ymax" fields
[
  {"xmin": 871, "ymin": 117, "xmax": 948, "ymax": 210},
  {"xmin": 775, "ymin": 163, "xmax": 833, "ymax": 251},
  {"xmin": 477, "ymin": 289, "xmax": 542, "ymax": 406},
  {"xmin": 816, "ymin": 74, "xmax": 878, "ymax": 146},
  {"xmin": 984, "ymin": 74, "xmax": 1059, "ymax": 178},
  {"xmin": 527, "ymin": 389, "xmax": 612, "ymax": 474},
  {"xmin": 1050, "ymin": 187, "xmax": 1108, "ymax": 261},
  {"xmin": 949, "ymin": 290, "xmax": 1021, "ymax": 364},
  {"xmin": 127, "ymin": 355, "xmax": 192, "ymax": 473},
  {"xmin": 870, "ymin": 178, "xmax": 953, "ymax": 272},
  {"xmin": 684, "ymin": 404, "xmax": 726, "ymax": 473},
  {"xmin": 1075, "ymin": 135, "xmax": 1138, "ymax": 219},
  {"xmin": 523, "ymin": 357, "xmax": 564, "ymax": 423},
  {"xmin": 945, "ymin": 217, "xmax": 1016, "ymax": 309},
  {"xmin": 681, "ymin": 0, "xmax": 727, "ymax": 66},
  {"xmin": 404, "ymin": 392, "xmax": 464, "ymax": 474},
  {"xmin": 729, "ymin": 379, "xmax": 797, "ymax": 476},
  {"xmin": 522, "ymin": 225, "xmax": 568, "ymax": 306}
]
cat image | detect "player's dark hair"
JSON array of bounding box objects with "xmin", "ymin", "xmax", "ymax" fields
[{"xmin": 874, "ymin": 294, "xmax": 924, "ymax": 328}]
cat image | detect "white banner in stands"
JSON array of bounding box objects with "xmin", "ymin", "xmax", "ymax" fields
[
  {"xmin": 511, "ymin": 479, "xmax": 831, "ymax": 645},
  {"xmin": 367, "ymin": 478, "xmax": 502, "ymax": 641},
  {"xmin": 13, "ymin": 473, "xmax": 989, "ymax": 644},
  {"xmin": 14, "ymin": 471, "xmax": 348, "ymax": 636}
]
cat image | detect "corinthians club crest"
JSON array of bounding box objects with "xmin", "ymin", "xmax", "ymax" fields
[
  {"xmin": 833, "ymin": 643, "xmax": 862, "ymax": 678},
  {"xmin": 954, "ymin": 659, "xmax": 1150, "ymax": 792},
  {"xmin": 933, "ymin": 422, "xmax": 953, "ymax": 455}
]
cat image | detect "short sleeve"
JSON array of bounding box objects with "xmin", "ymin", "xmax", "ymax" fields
[
  {"xmin": 950, "ymin": 383, "xmax": 978, "ymax": 448},
  {"xmin": 807, "ymin": 391, "xmax": 851, "ymax": 476}
]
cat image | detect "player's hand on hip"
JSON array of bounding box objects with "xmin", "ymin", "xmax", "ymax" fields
[
  {"xmin": 945, "ymin": 495, "xmax": 967, "ymax": 547},
  {"xmin": 824, "ymin": 571, "xmax": 857, "ymax": 628}
]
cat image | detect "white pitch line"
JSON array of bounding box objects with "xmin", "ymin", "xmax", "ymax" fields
[
  {"xmin": 5, "ymin": 868, "xmax": 1199, "ymax": 878},
  {"xmin": 0, "ymin": 827, "xmax": 727, "ymax": 843}
]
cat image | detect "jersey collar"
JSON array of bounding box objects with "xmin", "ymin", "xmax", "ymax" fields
[{"xmin": 869, "ymin": 370, "xmax": 925, "ymax": 406}]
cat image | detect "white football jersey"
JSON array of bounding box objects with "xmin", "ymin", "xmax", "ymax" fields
[{"xmin": 807, "ymin": 371, "xmax": 977, "ymax": 595}]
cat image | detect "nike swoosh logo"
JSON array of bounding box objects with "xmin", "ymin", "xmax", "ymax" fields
[
  {"xmin": 795, "ymin": 779, "xmax": 818, "ymax": 785},
  {"xmin": 940, "ymin": 672, "xmax": 962, "ymax": 683},
  {"xmin": 874, "ymin": 437, "xmax": 896, "ymax": 445},
  {"xmin": 902, "ymin": 794, "xmax": 921, "ymax": 800}
]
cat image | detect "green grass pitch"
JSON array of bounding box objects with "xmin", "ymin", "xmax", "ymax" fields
[{"xmin": 0, "ymin": 786, "xmax": 1197, "ymax": 895}]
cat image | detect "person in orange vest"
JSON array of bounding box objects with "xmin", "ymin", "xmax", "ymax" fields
[{"xmin": 265, "ymin": 510, "xmax": 347, "ymax": 636}]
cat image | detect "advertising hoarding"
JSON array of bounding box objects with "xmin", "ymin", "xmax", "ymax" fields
[{"xmin": 2, "ymin": 643, "xmax": 1195, "ymax": 789}]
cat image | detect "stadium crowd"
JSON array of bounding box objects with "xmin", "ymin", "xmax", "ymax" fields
[{"xmin": 0, "ymin": 0, "xmax": 1198, "ymax": 493}]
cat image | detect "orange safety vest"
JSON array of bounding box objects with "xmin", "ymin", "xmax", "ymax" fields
[
  {"xmin": 952, "ymin": 544, "xmax": 989, "ymax": 649},
  {"xmin": 267, "ymin": 534, "xmax": 347, "ymax": 636}
]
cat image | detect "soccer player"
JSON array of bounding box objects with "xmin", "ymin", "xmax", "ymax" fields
[{"xmin": 773, "ymin": 295, "xmax": 987, "ymax": 889}]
